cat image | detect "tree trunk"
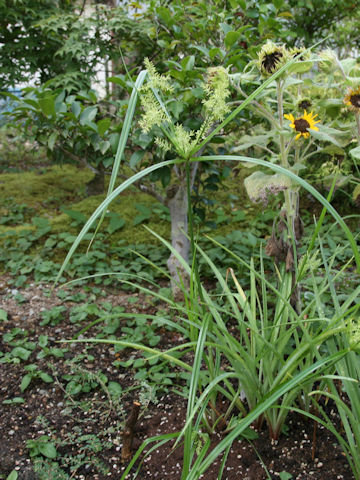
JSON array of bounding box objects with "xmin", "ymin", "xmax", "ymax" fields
[
  {"xmin": 85, "ymin": 165, "xmax": 105, "ymax": 196},
  {"xmin": 166, "ymin": 181, "xmax": 190, "ymax": 301}
]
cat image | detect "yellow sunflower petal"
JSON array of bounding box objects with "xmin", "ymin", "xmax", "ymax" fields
[
  {"xmin": 312, "ymin": 126, "xmax": 319, "ymax": 131},
  {"xmin": 284, "ymin": 113, "xmax": 295, "ymax": 122},
  {"xmin": 295, "ymin": 132, "xmax": 301, "ymax": 140}
]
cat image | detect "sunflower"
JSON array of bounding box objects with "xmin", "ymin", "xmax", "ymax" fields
[
  {"xmin": 284, "ymin": 110, "xmax": 320, "ymax": 140},
  {"xmin": 257, "ymin": 41, "xmax": 288, "ymax": 77},
  {"xmin": 344, "ymin": 86, "xmax": 360, "ymax": 112},
  {"xmin": 297, "ymin": 98, "xmax": 312, "ymax": 111}
]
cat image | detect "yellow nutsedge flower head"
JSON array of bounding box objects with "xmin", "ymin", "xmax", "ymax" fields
[
  {"xmin": 284, "ymin": 110, "xmax": 320, "ymax": 140},
  {"xmin": 139, "ymin": 59, "xmax": 174, "ymax": 133},
  {"xmin": 257, "ymin": 41, "xmax": 288, "ymax": 77},
  {"xmin": 344, "ymin": 86, "xmax": 360, "ymax": 112},
  {"xmin": 173, "ymin": 124, "xmax": 197, "ymax": 157},
  {"xmin": 143, "ymin": 58, "xmax": 174, "ymax": 94},
  {"xmin": 202, "ymin": 66, "xmax": 230, "ymax": 122},
  {"xmin": 155, "ymin": 137, "xmax": 171, "ymax": 153},
  {"xmin": 205, "ymin": 66, "xmax": 229, "ymax": 89},
  {"xmin": 138, "ymin": 91, "xmax": 168, "ymax": 133}
]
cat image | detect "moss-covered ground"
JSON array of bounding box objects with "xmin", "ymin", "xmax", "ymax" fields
[{"xmin": 0, "ymin": 163, "xmax": 264, "ymax": 246}]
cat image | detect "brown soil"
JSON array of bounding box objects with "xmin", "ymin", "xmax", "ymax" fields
[{"xmin": 0, "ymin": 278, "xmax": 354, "ymax": 480}]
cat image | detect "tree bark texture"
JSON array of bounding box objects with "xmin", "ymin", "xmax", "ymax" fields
[{"xmin": 166, "ymin": 180, "xmax": 190, "ymax": 301}]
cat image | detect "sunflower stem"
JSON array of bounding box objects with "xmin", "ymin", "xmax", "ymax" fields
[
  {"xmin": 277, "ymin": 80, "xmax": 293, "ymax": 222},
  {"xmin": 277, "ymin": 80, "xmax": 301, "ymax": 312},
  {"xmin": 355, "ymin": 112, "xmax": 360, "ymax": 144}
]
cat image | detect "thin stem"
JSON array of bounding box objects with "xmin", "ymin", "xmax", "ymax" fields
[
  {"xmin": 285, "ymin": 137, "xmax": 295, "ymax": 156},
  {"xmin": 301, "ymin": 138, "xmax": 315, "ymax": 160},
  {"xmin": 355, "ymin": 112, "xmax": 360, "ymax": 144},
  {"xmin": 335, "ymin": 57, "xmax": 348, "ymax": 81},
  {"xmin": 257, "ymin": 145, "xmax": 276, "ymax": 156},
  {"xmin": 277, "ymin": 80, "xmax": 292, "ymax": 222},
  {"xmin": 294, "ymin": 144, "xmax": 300, "ymax": 166},
  {"xmin": 303, "ymin": 148, "xmax": 321, "ymax": 162},
  {"xmin": 278, "ymin": 80, "xmax": 301, "ymax": 312},
  {"xmin": 233, "ymin": 87, "xmax": 279, "ymax": 128}
]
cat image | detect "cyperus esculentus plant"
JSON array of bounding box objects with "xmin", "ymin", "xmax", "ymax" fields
[{"xmin": 136, "ymin": 59, "xmax": 231, "ymax": 298}]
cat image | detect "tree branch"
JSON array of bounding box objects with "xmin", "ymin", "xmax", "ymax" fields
[
  {"xmin": 117, "ymin": 173, "xmax": 165, "ymax": 203},
  {"xmin": 59, "ymin": 146, "xmax": 100, "ymax": 174}
]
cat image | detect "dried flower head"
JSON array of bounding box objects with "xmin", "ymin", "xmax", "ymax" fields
[
  {"xmin": 318, "ymin": 49, "xmax": 337, "ymax": 72},
  {"xmin": 288, "ymin": 47, "xmax": 312, "ymax": 73},
  {"xmin": 284, "ymin": 110, "xmax": 320, "ymax": 140},
  {"xmin": 344, "ymin": 86, "xmax": 360, "ymax": 112},
  {"xmin": 257, "ymin": 41, "xmax": 288, "ymax": 77},
  {"xmin": 289, "ymin": 46, "xmax": 309, "ymax": 61},
  {"xmin": 297, "ymin": 98, "xmax": 312, "ymax": 111}
]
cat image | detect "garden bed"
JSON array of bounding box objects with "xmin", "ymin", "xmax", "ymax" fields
[{"xmin": 0, "ymin": 278, "xmax": 353, "ymax": 480}]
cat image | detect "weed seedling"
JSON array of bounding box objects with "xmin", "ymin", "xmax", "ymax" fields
[{"xmin": 20, "ymin": 364, "xmax": 54, "ymax": 392}]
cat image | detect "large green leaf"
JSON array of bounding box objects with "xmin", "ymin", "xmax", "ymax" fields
[
  {"xmin": 225, "ymin": 31, "xmax": 241, "ymax": 48},
  {"xmin": 97, "ymin": 118, "xmax": 111, "ymax": 137},
  {"xmin": 38, "ymin": 96, "xmax": 56, "ymax": 117},
  {"xmin": 79, "ymin": 106, "xmax": 98, "ymax": 126},
  {"xmin": 350, "ymin": 146, "xmax": 360, "ymax": 161},
  {"xmin": 310, "ymin": 125, "xmax": 350, "ymax": 147}
]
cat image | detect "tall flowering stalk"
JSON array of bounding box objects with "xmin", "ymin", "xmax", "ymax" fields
[{"xmin": 138, "ymin": 59, "xmax": 231, "ymax": 298}]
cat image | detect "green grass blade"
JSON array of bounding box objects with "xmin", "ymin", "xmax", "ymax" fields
[
  {"xmin": 88, "ymin": 70, "xmax": 148, "ymax": 248},
  {"xmin": 64, "ymin": 338, "xmax": 193, "ymax": 371},
  {"xmin": 120, "ymin": 432, "xmax": 179, "ymax": 480},
  {"xmin": 54, "ymin": 158, "xmax": 180, "ymax": 284},
  {"xmin": 174, "ymin": 372, "xmax": 236, "ymax": 450},
  {"xmin": 182, "ymin": 313, "xmax": 210, "ymax": 477},
  {"xmin": 186, "ymin": 349, "xmax": 348, "ymax": 480}
]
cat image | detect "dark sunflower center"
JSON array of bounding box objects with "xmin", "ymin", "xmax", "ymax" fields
[
  {"xmin": 293, "ymin": 52, "xmax": 304, "ymax": 61},
  {"xmin": 262, "ymin": 51, "xmax": 283, "ymax": 73},
  {"xmin": 298, "ymin": 100, "xmax": 311, "ymax": 110},
  {"xmin": 294, "ymin": 118, "xmax": 310, "ymax": 133},
  {"xmin": 350, "ymin": 94, "xmax": 360, "ymax": 108}
]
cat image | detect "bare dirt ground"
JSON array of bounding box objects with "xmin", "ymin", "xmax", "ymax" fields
[{"xmin": 0, "ymin": 277, "xmax": 353, "ymax": 480}]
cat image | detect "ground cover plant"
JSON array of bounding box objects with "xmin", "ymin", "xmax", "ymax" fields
[{"xmin": 1, "ymin": 1, "xmax": 360, "ymax": 479}]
